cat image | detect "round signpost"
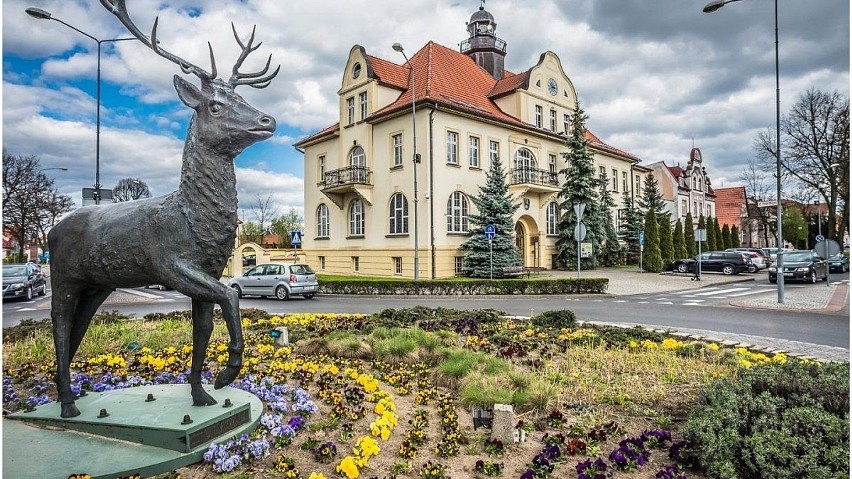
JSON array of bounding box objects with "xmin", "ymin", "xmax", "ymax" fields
[
  {"xmin": 485, "ymin": 224, "xmax": 496, "ymax": 280},
  {"xmin": 814, "ymin": 238, "xmax": 840, "ymax": 287},
  {"xmin": 574, "ymin": 203, "xmax": 586, "ymax": 279}
]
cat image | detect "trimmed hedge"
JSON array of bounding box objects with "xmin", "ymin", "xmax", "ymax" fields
[
  {"xmin": 317, "ymin": 277, "xmax": 607, "ymax": 295},
  {"xmin": 682, "ymin": 360, "xmax": 849, "ymax": 479}
]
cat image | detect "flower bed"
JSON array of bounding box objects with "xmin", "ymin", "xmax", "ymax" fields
[{"xmin": 2, "ymin": 307, "xmax": 846, "ymax": 479}]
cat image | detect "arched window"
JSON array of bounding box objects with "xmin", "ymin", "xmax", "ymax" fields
[
  {"xmin": 389, "ymin": 193, "xmax": 409, "ymax": 234},
  {"xmin": 513, "ymin": 148, "xmax": 537, "ymax": 183},
  {"xmin": 316, "ymin": 204, "xmax": 329, "ymax": 238},
  {"xmin": 349, "ymin": 146, "xmax": 367, "ymax": 183},
  {"xmin": 348, "ymin": 199, "xmax": 364, "ymax": 236},
  {"xmin": 546, "ymin": 202, "xmax": 559, "ymax": 235},
  {"xmin": 447, "ymin": 191, "xmax": 469, "ymax": 233}
]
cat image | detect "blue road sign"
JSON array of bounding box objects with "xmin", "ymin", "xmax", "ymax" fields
[
  {"xmin": 290, "ymin": 231, "xmax": 302, "ymax": 246},
  {"xmin": 816, "ymin": 234, "xmax": 825, "ymax": 242},
  {"xmin": 639, "ymin": 231, "xmax": 645, "ymax": 245},
  {"xmin": 484, "ymin": 224, "xmax": 496, "ymax": 240}
]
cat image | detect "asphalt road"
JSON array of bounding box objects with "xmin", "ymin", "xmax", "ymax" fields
[{"xmin": 4, "ymin": 281, "xmax": 848, "ymax": 349}]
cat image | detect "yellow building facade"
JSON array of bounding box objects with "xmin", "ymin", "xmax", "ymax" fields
[{"xmin": 295, "ymin": 6, "xmax": 646, "ymax": 279}]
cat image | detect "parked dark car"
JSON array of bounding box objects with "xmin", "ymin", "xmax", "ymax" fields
[
  {"xmin": 726, "ymin": 247, "xmax": 771, "ymax": 268},
  {"xmin": 768, "ymin": 250, "xmax": 827, "ymax": 284},
  {"xmin": 827, "ymin": 252, "xmax": 849, "ymax": 273},
  {"xmin": 3, "ymin": 262, "xmax": 47, "ymax": 301},
  {"xmin": 671, "ymin": 251, "xmax": 751, "ymax": 275},
  {"xmin": 227, "ymin": 263, "xmax": 318, "ymax": 300}
]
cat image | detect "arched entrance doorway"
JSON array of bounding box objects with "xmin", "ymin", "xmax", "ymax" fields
[{"xmin": 514, "ymin": 215, "xmax": 541, "ymax": 267}]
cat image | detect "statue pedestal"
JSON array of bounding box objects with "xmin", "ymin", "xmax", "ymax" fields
[{"xmin": 4, "ymin": 384, "xmax": 262, "ymax": 479}]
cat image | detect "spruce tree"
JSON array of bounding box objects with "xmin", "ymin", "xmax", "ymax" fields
[
  {"xmin": 731, "ymin": 225, "xmax": 741, "ymax": 248},
  {"xmin": 555, "ymin": 105, "xmax": 601, "ymax": 270},
  {"xmin": 618, "ymin": 193, "xmax": 644, "ymax": 263},
  {"xmin": 459, "ymin": 157, "xmax": 521, "ymax": 277},
  {"xmin": 706, "ymin": 215, "xmax": 717, "ymax": 251},
  {"xmin": 673, "ymin": 219, "xmax": 687, "ymax": 260},
  {"xmin": 684, "ymin": 212, "xmax": 696, "ymax": 256},
  {"xmin": 721, "ymin": 224, "xmax": 731, "ymax": 250},
  {"xmin": 713, "ymin": 217, "xmax": 723, "ymax": 250},
  {"xmin": 637, "ymin": 173, "xmax": 666, "ymax": 218},
  {"xmin": 597, "ymin": 176, "xmax": 621, "ymax": 266},
  {"xmin": 643, "ymin": 208, "xmax": 662, "ymax": 272},
  {"xmin": 697, "ymin": 214, "xmax": 707, "ymax": 253},
  {"xmin": 658, "ymin": 214, "xmax": 674, "ymax": 268}
]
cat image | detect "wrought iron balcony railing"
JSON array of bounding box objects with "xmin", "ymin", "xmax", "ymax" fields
[
  {"xmin": 322, "ymin": 165, "xmax": 371, "ymax": 187},
  {"xmin": 510, "ymin": 167, "xmax": 559, "ymax": 187}
]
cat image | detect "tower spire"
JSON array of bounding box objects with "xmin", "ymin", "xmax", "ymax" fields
[{"xmin": 461, "ymin": 1, "xmax": 506, "ymax": 79}]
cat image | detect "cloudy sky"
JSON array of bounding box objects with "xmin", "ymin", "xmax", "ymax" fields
[{"xmin": 3, "ymin": 0, "xmax": 849, "ymax": 219}]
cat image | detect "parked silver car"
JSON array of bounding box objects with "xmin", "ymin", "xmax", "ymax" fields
[{"xmin": 227, "ymin": 263, "xmax": 318, "ymax": 300}]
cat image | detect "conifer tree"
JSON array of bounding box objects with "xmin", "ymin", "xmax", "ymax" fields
[
  {"xmin": 658, "ymin": 214, "xmax": 674, "ymax": 267},
  {"xmin": 618, "ymin": 193, "xmax": 644, "ymax": 263},
  {"xmin": 706, "ymin": 215, "xmax": 717, "ymax": 251},
  {"xmin": 555, "ymin": 105, "xmax": 601, "ymax": 269},
  {"xmin": 643, "ymin": 208, "xmax": 662, "ymax": 272},
  {"xmin": 730, "ymin": 225, "xmax": 741, "ymax": 248},
  {"xmin": 673, "ymin": 218, "xmax": 687, "ymax": 260},
  {"xmin": 721, "ymin": 224, "xmax": 732, "ymax": 250},
  {"xmin": 459, "ymin": 157, "xmax": 521, "ymax": 277},
  {"xmin": 697, "ymin": 214, "xmax": 707, "ymax": 253},
  {"xmin": 713, "ymin": 217, "xmax": 723, "ymax": 250},
  {"xmin": 684, "ymin": 212, "xmax": 696, "ymax": 256},
  {"xmin": 596, "ymin": 177, "xmax": 621, "ymax": 266},
  {"xmin": 637, "ymin": 173, "xmax": 666, "ymax": 218}
]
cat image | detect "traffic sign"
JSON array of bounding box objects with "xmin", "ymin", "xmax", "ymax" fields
[
  {"xmin": 484, "ymin": 224, "xmax": 496, "ymax": 241},
  {"xmin": 290, "ymin": 231, "xmax": 302, "ymax": 246},
  {"xmin": 574, "ymin": 222, "xmax": 586, "ymax": 242},
  {"xmin": 639, "ymin": 231, "xmax": 645, "ymax": 245},
  {"xmin": 815, "ymin": 234, "xmax": 825, "ymax": 243}
]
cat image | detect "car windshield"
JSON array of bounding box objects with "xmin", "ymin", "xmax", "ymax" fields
[
  {"xmin": 3, "ymin": 265, "xmax": 27, "ymax": 276},
  {"xmin": 785, "ymin": 252, "xmax": 812, "ymax": 262},
  {"xmin": 291, "ymin": 265, "xmax": 315, "ymax": 275}
]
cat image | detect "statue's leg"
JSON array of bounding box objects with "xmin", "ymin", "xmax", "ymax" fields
[
  {"xmin": 189, "ymin": 299, "xmax": 217, "ymax": 406},
  {"xmin": 51, "ymin": 283, "xmax": 81, "ymax": 418},
  {"xmin": 69, "ymin": 288, "xmax": 113, "ymax": 358},
  {"xmin": 171, "ymin": 264, "xmax": 243, "ymax": 390}
]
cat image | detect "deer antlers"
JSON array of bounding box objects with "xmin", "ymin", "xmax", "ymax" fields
[{"xmin": 100, "ymin": 0, "xmax": 278, "ymax": 88}]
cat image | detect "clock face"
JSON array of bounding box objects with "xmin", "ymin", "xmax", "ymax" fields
[{"xmin": 547, "ymin": 78, "xmax": 558, "ymax": 96}]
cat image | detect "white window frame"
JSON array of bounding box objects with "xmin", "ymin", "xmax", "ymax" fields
[
  {"xmin": 346, "ymin": 96, "xmax": 355, "ymax": 125},
  {"xmin": 548, "ymin": 154, "xmax": 557, "ymax": 173},
  {"xmin": 489, "ymin": 140, "xmax": 500, "ymax": 169},
  {"xmin": 352, "ymin": 256, "xmax": 359, "ymax": 272},
  {"xmin": 469, "ymin": 136, "xmax": 480, "ymax": 168},
  {"xmin": 535, "ymin": 105, "xmax": 543, "ymax": 128},
  {"xmin": 392, "ymin": 134, "xmax": 403, "ymax": 167},
  {"xmin": 319, "ymin": 155, "xmax": 326, "ymax": 179},
  {"xmin": 389, "ymin": 193, "xmax": 409, "ymax": 234},
  {"xmin": 393, "ymin": 257, "xmax": 402, "ymax": 275},
  {"xmin": 454, "ymin": 256, "xmax": 463, "ymax": 275},
  {"xmin": 316, "ymin": 203, "xmax": 329, "ymax": 238},
  {"xmin": 447, "ymin": 131, "xmax": 459, "ymax": 164},
  {"xmin": 635, "ymin": 175, "xmax": 641, "ymax": 195},
  {"xmin": 549, "ymin": 109, "xmax": 557, "ymax": 131},
  {"xmin": 599, "ymin": 166, "xmax": 606, "ymax": 181},
  {"xmin": 612, "ymin": 168, "xmax": 618, "ymax": 191},
  {"xmin": 447, "ymin": 191, "xmax": 469, "ymax": 233},
  {"xmin": 622, "ymin": 171, "xmax": 628, "ymax": 192},
  {"xmin": 348, "ymin": 199, "xmax": 364, "ymax": 236},
  {"xmin": 546, "ymin": 202, "xmax": 559, "ymax": 235},
  {"xmin": 563, "ymin": 113, "xmax": 570, "ymax": 134},
  {"xmin": 319, "ymin": 256, "xmax": 325, "ymax": 270},
  {"xmin": 359, "ymin": 91, "xmax": 367, "ymax": 120}
]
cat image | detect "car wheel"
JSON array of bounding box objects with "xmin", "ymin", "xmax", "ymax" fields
[
  {"xmin": 809, "ymin": 270, "xmax": 817, "ymax": 284},
  {"xmin": 722, "ymin": 265, "xmax": 735, "ymax": 275},
  {"xmin": 676, "ymin": 263, "xmax": 688, "ymax": 273},
  {"xmin": 38, "ymin": 285, "xmax": 46, "ymax": 296},
  {"xmin": 231, "ymin": 284, "xmax": 243, "ymax": 299},
  {"xmin": 843, "ymin": 264, "xmax": 849, "ymax": 273},
  {"xmin": 748, "ymin": 265, "xmax": 757, "ymax": 273},
  {"xmin": 25, "ymin": 286, "xmax": 33, "ymax": 301},
  {"xmin": 303, "ymin": 293, "xmax": 315, "ymax": 299},
  {"xmin": 275, "ymin": 285, "xmax": 290, "ymax": 301},
  {"xmin": 769, "ymin": 277, "xmax": 777, "ymax": 284}
]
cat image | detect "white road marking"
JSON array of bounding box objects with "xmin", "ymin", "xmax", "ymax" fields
[
  {"xmin": 726, "ymin": 289, "xmax": 777, "ymax": 297},
  {"xmin": 692, "ymin": 287, "xmax": 750, "ymax": 296},
  {"xmin": 117, "ymin": 288, "xmax": 160, "ymax": 299},
  {"xmin": 671, "ymin": 287, "xmax": 719, "ymax": 295}
]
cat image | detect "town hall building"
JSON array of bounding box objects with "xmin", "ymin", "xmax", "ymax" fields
[{"xmin": 295, "ymin": 5, "xmax": 646, "ymax": 278}]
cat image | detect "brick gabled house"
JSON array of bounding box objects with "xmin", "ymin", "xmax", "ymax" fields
[
  {"xmin": 295, "ymin": 5, "xmax": 646, "ymax": 278},
  {"xmin": 647, "ymin": 148, "xmax": 716, "ymax": 221}
]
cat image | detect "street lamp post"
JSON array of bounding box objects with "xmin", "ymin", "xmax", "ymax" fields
[
  {"xmin": 704, "ymin": 0, "xmax": 785, "ymax": 303},
  {"xmin": 26, "ymin": 7, "xmax": 136, "ymax": 205},
  {"xmin": 392, "ymin": 43, "xmax": 420, "ymax": 282}
]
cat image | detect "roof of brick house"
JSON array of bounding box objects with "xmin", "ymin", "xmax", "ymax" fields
[{"xmin": 714, "ymin": 186, "xmax": 747, "ymax": 226}]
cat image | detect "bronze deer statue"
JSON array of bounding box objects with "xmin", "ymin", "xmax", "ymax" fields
[{"xmin": 48, "ymin": 0, "xmax": 279, "ymax": 418}]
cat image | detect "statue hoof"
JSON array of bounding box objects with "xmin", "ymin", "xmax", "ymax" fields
[
  {"xmin": 192, "ymin": 391, "xmax": 218, "ymax": 406},
  {"xmin": 60, "ymin": 402, "xmax": 81, "ymax": 418},
  {"xmin": 214, "ymin": 366, "xmax": 240, "ymax": 389}
]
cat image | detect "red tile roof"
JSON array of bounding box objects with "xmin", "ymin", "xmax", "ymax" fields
[
  {"xmin": 297, "ymin": 41, "xmax": 640, "ymax": 162},
  {"xmin": 714, "ymin": 186, "xmax": 746, "ymax": 226}
]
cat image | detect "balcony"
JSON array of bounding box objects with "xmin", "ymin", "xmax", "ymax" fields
[
  {"xmin": 321, "ymin": 165, "xmax": 373, "ymax": 208},
  {"xmin": 509, "ymin": 167, "xmax": 560, "ymax": 195}
]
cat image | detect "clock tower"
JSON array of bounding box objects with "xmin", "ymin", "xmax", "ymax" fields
[{"xmin": 460, "ymin": 2, "xmax": 507, "ymax": 79}]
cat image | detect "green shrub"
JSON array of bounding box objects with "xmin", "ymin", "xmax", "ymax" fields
[
  {"xmin": 532, "ymin": 310, "xmax": 578, "ymax": 329},
  {"xmin": 683, "ymin": 360, "xmax": 850, "ymax": 479},
  {"xmin": 318, "ymin": 277, "xmax": 608, "ymax": 295}
]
